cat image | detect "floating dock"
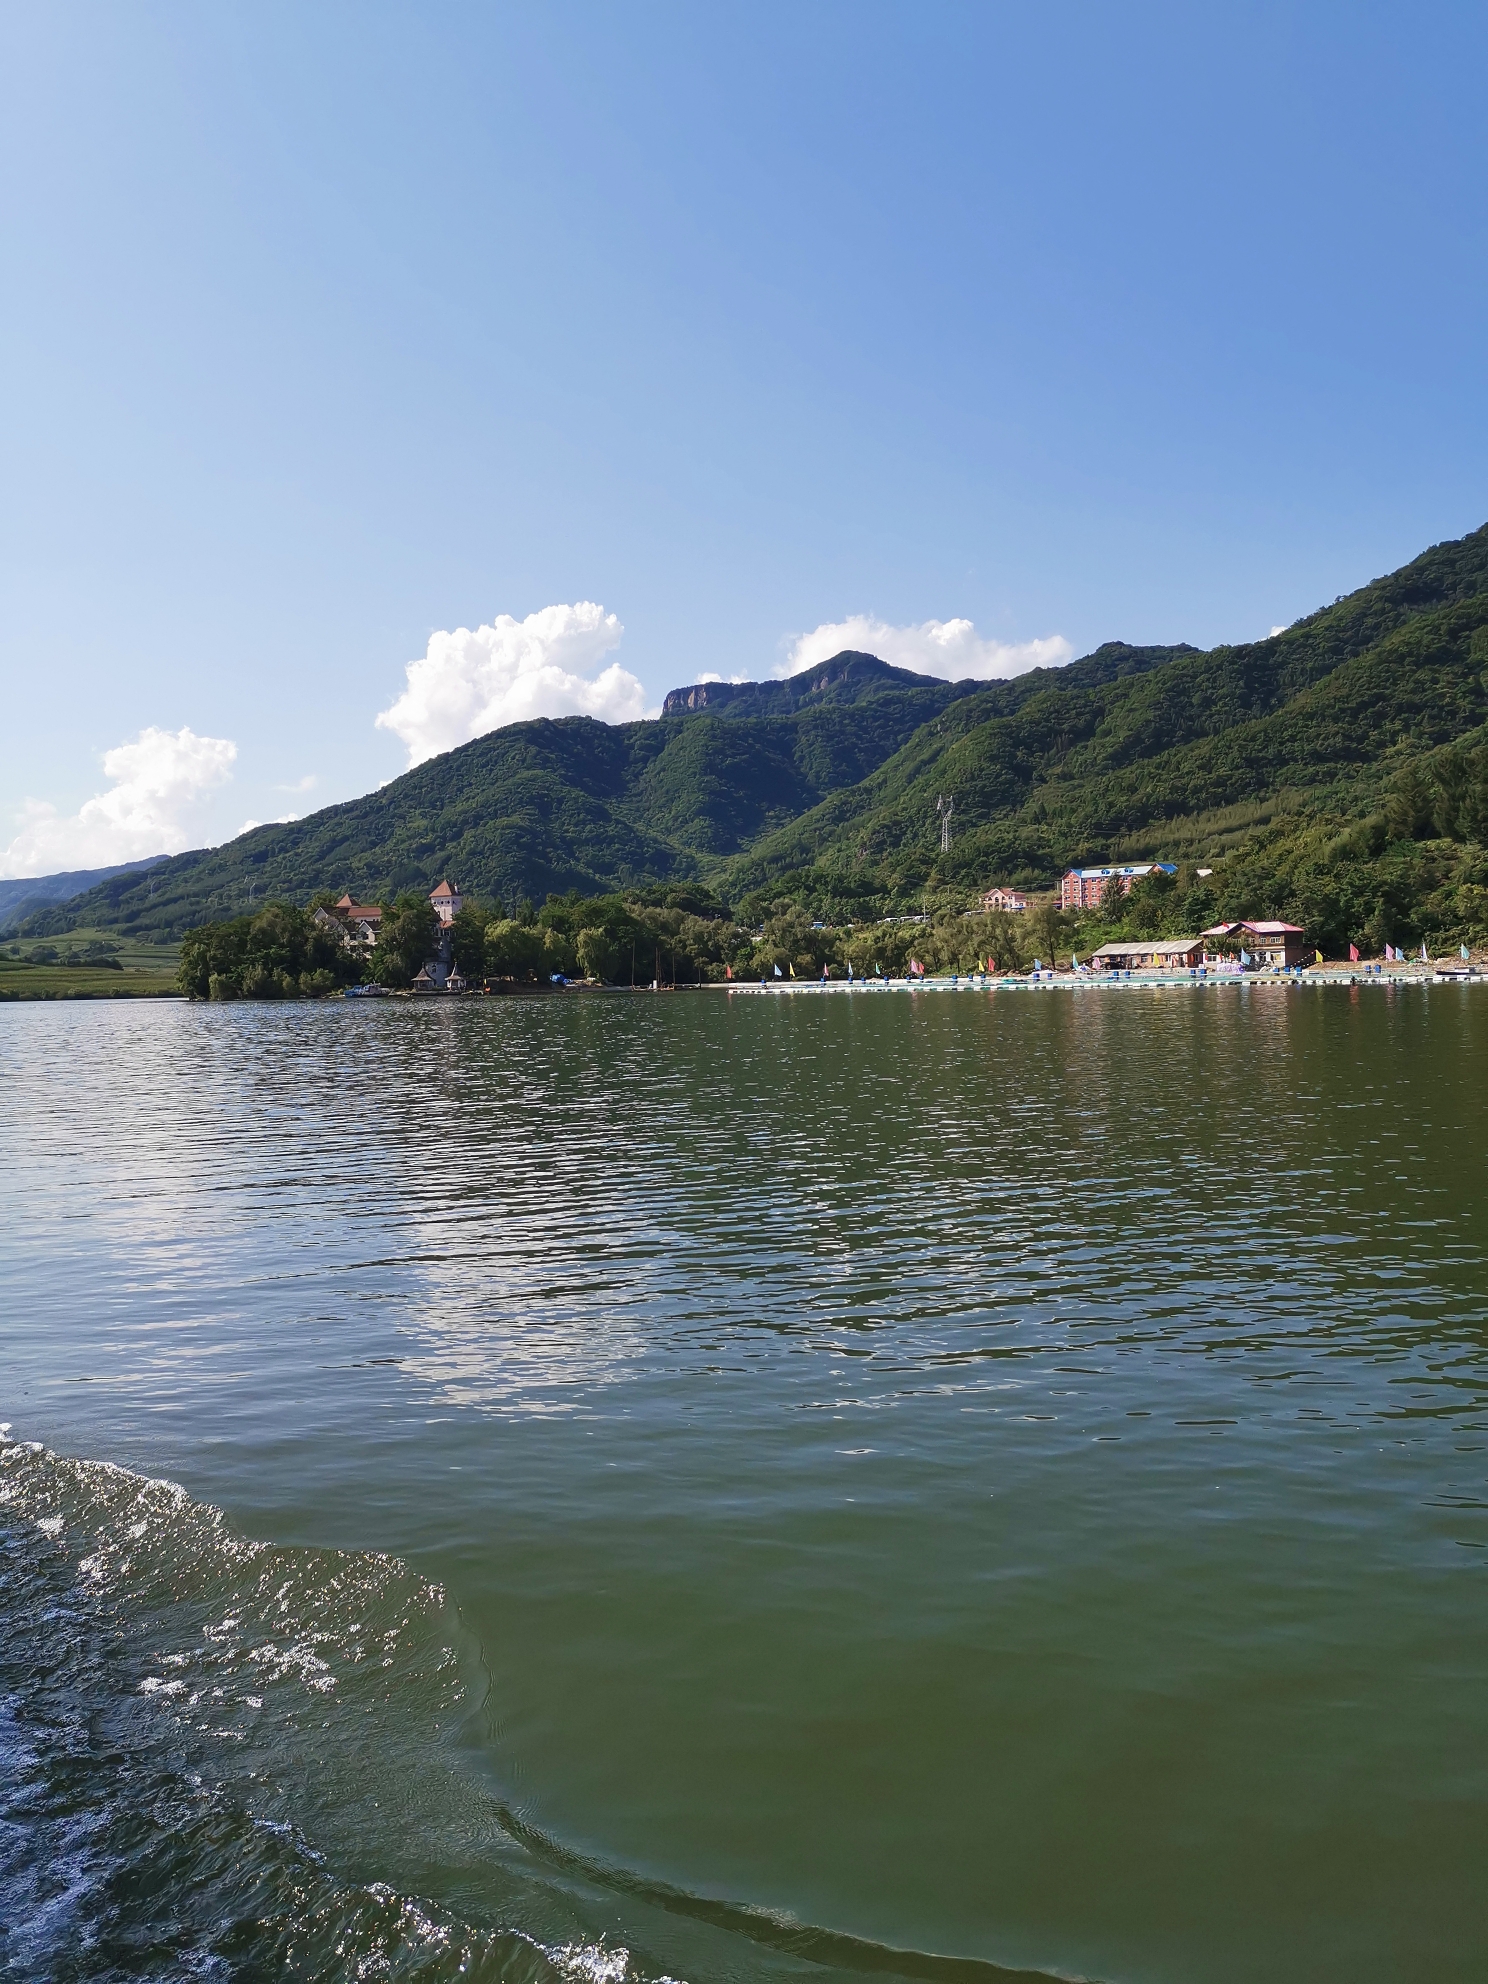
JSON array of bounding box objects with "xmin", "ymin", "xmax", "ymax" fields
[{"xmin": 718, "ymin": 967, "xmax": 1484, "ymax": 993}]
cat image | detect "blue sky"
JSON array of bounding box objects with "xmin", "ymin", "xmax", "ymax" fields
[{"xmin": 3, "ymin": 2, "xmax": 1487, "ymax": 872}]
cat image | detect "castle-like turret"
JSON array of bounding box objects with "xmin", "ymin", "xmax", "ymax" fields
[{"xmin": 429, "ymin": 879, "xmax": 462, "ymax": 925}]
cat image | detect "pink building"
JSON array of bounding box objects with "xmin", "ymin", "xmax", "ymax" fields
[{"xmin": 981, "ymin": 888, "xmax": 1027, "ymax": 913}]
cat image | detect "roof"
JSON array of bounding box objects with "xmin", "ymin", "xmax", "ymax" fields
[
  {"xmin": 429, "ymin": 879, "xmax": 459, "ymax": 898},
  {"xmin": 1092, "ymin": 937, "xmax": 1203, "ymax": 958},
  {"xmin": 336, "ymin": 895, "xmax": 382, "ymax": 918},
  {"xmin": 1065, "ymin": 863, "xmax": 1178, "ymax": 880},
  {"xmin": 1202, "ymin": 920, "xmax": 1304, "ymax": 937}
]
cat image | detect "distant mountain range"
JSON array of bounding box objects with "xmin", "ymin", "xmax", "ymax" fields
[
  {"xmin": 0, "ymin": 857, "xmax": 166, "ymax": 930},
  {"xmin": 20, "ymin": 522, "xmax": 1488, "ymax": 941}
]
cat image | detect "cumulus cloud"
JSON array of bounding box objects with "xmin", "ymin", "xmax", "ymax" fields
[
  {"xmin": 375, "ymin": 602, "xmax": 644, "ymax": 766},
  {"xmin": 782, "ymin": 614, "xmax": 1073, "ymax": 682},
  {"xmin": 0, "ymin": 727, "xmax": 237, "ymax": 879}
]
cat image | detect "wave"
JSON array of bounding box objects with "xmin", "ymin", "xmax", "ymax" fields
[{"xmin": 0, "ymin": 1432, "xmax": 1090, "ymax": 1984}]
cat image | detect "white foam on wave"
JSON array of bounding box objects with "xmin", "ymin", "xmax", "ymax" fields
[{"xmin": 0, "ymin": 1435, "xmax": 713, "ymax": 1984}]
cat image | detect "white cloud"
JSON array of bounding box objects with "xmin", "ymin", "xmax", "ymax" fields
[
  {"xmin": 375, "ymin": 602, "xmax": 644, "ymax": 767},
  {"xmin": 1269, "ymin": 624, "xmax": 1288, "ymax": 638},
  {"xmin": 781, "ymin": 614, "xmax": 1073, "ymax": 682},
  {"xmin": 0, "ymin": 727, "xmax": 237, "ymax": 879}
]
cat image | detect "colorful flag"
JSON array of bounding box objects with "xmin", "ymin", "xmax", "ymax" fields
[
  {"xmin": 909, "ymin": 958, "xmax": 925, "ymax": 976},
  {"xmin": 1421, "ymin": 942, "xmax": 1429, "ymax": 963},
  {"xmin": 1462, "ymin": 945, "xmax": 1471, "ymax": 961},
  {"xmin": 987, "ymin": 957, "xmax": 995, "ymax": 973},
  {"xmin": 1240, "ymin": 949, "xmax": 1251, "ymax": 965},
  {"xmin": 1349, "ymin": 944, "xmax": 1359, "ymax": 962},
  {"xmin": 1315, "ymin": 949, "xmax": 1324, "ymax": 965},
  {"xmin": 773, "ymin": 964, "xmax": 782, "ymax": 978},
  {"xmin": 725, "ymin": 963, "xmax": 733, "ymax": 979}
]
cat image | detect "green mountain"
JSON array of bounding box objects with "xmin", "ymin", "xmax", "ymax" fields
[
  {"xmin": 22, "ymin": 520, "xmax": 1488, "ymax": 950},
  {"xmin": 718, "ymin": 524, "xmax": 1488, "ymax": 897},
  {"xmin": 28, "ymin": 643, "xmax": 1181, "ymax": 939},
  {"xmin": 0, "ymin": 856, "xmax": 166, "ymax": 926}
]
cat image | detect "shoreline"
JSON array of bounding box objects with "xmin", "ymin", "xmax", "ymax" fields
[
  {"xmin": 710, "ymin": 967, "xmax": 1486, "ymax": 993},
  {"xmin": 8, "ymin": 970, "xmax": 1484, "ymax": 1007}
]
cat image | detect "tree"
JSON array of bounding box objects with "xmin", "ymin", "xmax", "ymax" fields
[
  {"xmin": 450, "ymin": 900, "xmax": 497, "ymax": 979},
  {"xmin": 484, "ymin": 919, "xmax": 546, "ymax": 979},
  {"xmin": 754, "ymin": 902, "xmax": 826, "ymax": 977},
  {"xmin": 1025, "ymin": 900, "xmax": 1069, "ymax": 965},
  {"xmin": 541, "ymin": 927, "xmax": 576, "ymax": 977},
  {"xmin": 372, "ymin": 895, "xmax": 439, "ymax": 987},
  {"xmin": 576, "ymin": 927, "xmax": 619, "ymax": 981},
  {"xmin": 1386, "ymin": 762, "xmax": 1436, "ymax": 841},
  {"xmin": 177, "ymin": 902, "xmax": 356, "ymax": 999}
]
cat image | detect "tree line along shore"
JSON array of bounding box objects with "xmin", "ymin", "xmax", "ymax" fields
[{"xmin": 168, "ymin": 865, "xmax": 1488, "ymax": 1004}]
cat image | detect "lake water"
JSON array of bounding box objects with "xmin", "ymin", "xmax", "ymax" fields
[{"xmin": 2, "ymin": 986, "xmax": 1485, "ymax": 1984}]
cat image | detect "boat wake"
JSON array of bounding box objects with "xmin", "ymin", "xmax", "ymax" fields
[{"xmin": 0, "ymin": 1431, "xmax": 1090, "ymax": 1984}]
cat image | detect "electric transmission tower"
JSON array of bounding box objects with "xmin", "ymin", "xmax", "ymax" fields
[{"xmin": 936, "ymin": 794, "xmax": 954, "ymax": 853}]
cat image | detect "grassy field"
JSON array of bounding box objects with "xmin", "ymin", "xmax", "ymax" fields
[{"xmin": 0, "ymin": 928, "xmax": 182, "ymax": 1001}]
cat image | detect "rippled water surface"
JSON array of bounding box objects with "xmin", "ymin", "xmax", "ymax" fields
[{"xmin": 3, "ymin": 986, "xmax": 1486, "ymax": 1983}]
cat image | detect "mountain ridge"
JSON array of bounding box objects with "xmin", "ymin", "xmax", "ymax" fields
[
  {"xmin": 17, "ymin": 521, "xmax": 1488, "ymax": 942},
  {"xmin": 0, "ymin": 856, "xmax": 168, "ymax": 927}
]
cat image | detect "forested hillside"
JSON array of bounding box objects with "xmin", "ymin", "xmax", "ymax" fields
[
  {"xmin": 720, "ymin": 525, "xmax": 1488, "ymax": 897},
  {"xmin": 18, "ymin": 521, "xmax": 1488, "ymax": 953},
  {"xmin": 26, "ymin": 643, "xmax": 1179, "ymax": 939}
]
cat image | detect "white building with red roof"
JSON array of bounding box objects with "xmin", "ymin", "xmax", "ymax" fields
[{"xmin": 429, "ymin": 879, "xmax": 462, "ymax": 926}]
